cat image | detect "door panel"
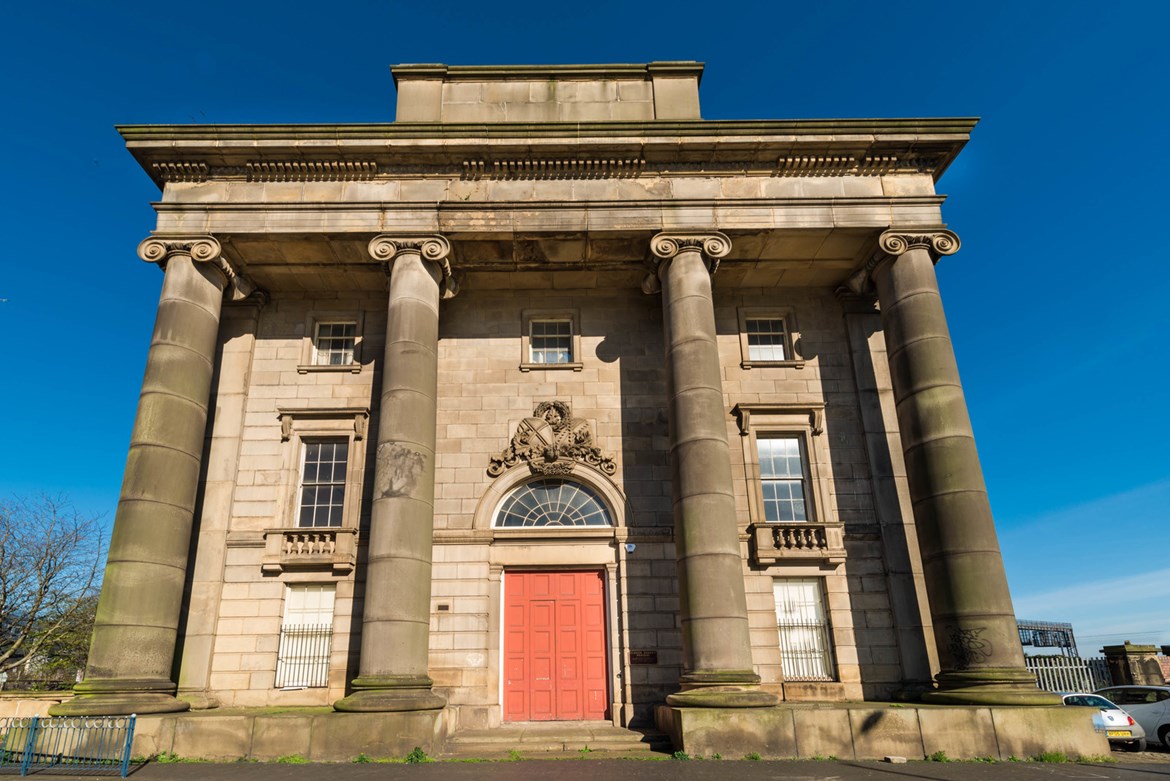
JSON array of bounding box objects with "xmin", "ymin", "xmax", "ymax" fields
[{"xmin": 503, "ymin": 570, "xmax": 608, "ymax": 721}]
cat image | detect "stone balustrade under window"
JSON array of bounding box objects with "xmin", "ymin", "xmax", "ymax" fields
[
  {"xmin": 261, "ymin": 527, "xmax": 358, "ymax": 575},
  {"xmin": 749, "ymin": 522, "xmax": 846, "ymax": 566}
]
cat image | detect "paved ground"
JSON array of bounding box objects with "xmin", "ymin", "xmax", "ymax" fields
[
  {"xmin": 124, "ymin": 758, "xmax": 1167, "ymax": 780},
  {"xmin": 6, "ymin": 753, "xmax": 1166, "ymax": 781}
]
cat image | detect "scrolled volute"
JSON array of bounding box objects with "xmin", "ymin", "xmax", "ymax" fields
[
  {"xmin": 368, "ymin": 234, "xmax": 453, "ymax": 280},
  {"xmin": 137, "ymin": 236, "xmax": 223, "ymax": 265},
  {"xmin": 650, "ymin": 231, "xmax": 732, "ymax": 261},
  {"xmin": 878, "ymin": 229, "xmax": 961, "ymax": 260}
]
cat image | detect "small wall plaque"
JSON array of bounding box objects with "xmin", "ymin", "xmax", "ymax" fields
[{"xmin": 629, "ymin": 650, "xmax": 658, "ymax": 665}]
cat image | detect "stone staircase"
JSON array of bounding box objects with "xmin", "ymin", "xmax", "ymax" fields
[{"xmin": 440, "ymin": 721, "xmax": 673, "ymax": 759}]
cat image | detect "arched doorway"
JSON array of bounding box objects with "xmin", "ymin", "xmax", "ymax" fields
[{"xmin": 496, "ymin": 478, "xmax": 612, "ymax": 721}]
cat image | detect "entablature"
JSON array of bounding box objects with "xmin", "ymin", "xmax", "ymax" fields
[{"xmin": 120, "ymin": 118, "xmax": 974, "ymax": 189}]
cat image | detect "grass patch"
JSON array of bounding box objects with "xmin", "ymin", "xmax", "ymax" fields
[
  {"xmin": 671, "ymin": 750, "xmax": 691, "ymax": 760},
  {"xmin": 744, "ymin": 752, "xmax": 761, "ymax": 761},
  {"xmin": 578, "ymin": 745, "xmax": 592, "ymax": 758},
  {"xmin": 1033, "ymin": 751, "xmax": 1069, "ymax": 763},
  {"xmin": 927, "ymin": 750, "xmax": 951, "ymax": 762},
  {"xmin": 507, "ymin": 749, "xmax": 522, "ymax": 761},
  {"xmin": 275, "ymin": 754, "xmax": 308, "ymax": 764},
  {"xmin": 1080, "ymin": 755, "xmax": 1117, "ymax": 764},
  {"xmin": 153, "ymin": 751, "xmax": 204, "ymax": 764},
  {"xmin": 405, "ymin": 746, "xmax": 431, "ymax": 764}
]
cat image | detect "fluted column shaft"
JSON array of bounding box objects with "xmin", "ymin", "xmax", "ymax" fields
[
  {"xmin": 871, "ymin": 231, "xmax": 1055, "ymax": 705},
  {"xmin": 53, "ymin": 237, "xmax": 228, "ymax": 716},
  {"xmin": 650, "ymin": 233, "xmax": 777, "ymax": 708},
  {"xmin": 335, "ymin": 235, "xmax": 450, "ymax": 712}
]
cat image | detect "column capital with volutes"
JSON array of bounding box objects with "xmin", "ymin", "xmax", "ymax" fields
[
  {"xmin": 642, "ymin": 231, "xmax": 731, "ymax": 293},
  {"xmin": 846, "ymin": 228, "xmax": 961, "ymax": 295},
  {"xmin": 137, "ymin": 235, "xmax": 261, "ymax": 302},
  {"xmin": 368, "ymin": 234, "xmax": 457, "ymax": 298}
]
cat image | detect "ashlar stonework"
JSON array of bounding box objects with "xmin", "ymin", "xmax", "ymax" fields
[{"xmin": 51, "ymin": 62, "xmax": 1067, "ymax": 754}]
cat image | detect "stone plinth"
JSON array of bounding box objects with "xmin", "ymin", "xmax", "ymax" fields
[{"xmin": 655, "ymin": 703, "xmax": 1109, "ymax": 760}]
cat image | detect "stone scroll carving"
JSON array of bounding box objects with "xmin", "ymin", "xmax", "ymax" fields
[{"xmin": 487, "ymin": 401, "xmax": 616, "ymax": 477}]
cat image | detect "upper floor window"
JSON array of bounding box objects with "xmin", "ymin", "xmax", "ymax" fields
[
  {"xmin": 494, "ymin": 479, "xmax": 612, "ymax": 528},
  {"xmin": 299, "ymin": 439, "xmax": 348, "ymax": 528},
  {"xmin": 737, "ymin": 307, "xmax": 804, "ymax": 369},
  {"xmin": 758, "ymin": 436, "xmax": 809, "ymax": 522},
  {"xmin": 313, "ymin": 321, "xmax": 357, "ymax": 366},
  {"xmin": 520, "ymin": 309, "xmax": 583, "ymax": 372},
  {"xmin": 298, "ymin": 312, "xmax": 363, "ymax": 374},
  {"xmin": 530, "ymin": 320, "xmax": 573, "ymax": 365},
  {"xmin": 746, "ymin": 318, "xmax": 789, "ymax": 362}
]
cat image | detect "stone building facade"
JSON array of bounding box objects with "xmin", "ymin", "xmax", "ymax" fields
[{"xmin": 56, "ymin": 63, "xmax": 1054, "ymax": 733}]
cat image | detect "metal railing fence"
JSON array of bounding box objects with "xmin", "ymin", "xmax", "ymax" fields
[
  {"xmin": 1025, "ymin": 655, "xmax": 1112, "ymax": 693},
  {"xmin": 0, "ymin": 715, "xmax": 135, "ymax": 777},
  {"xmin": 275, "ymin": 623, "xmax": 333, "ymax": 688}
]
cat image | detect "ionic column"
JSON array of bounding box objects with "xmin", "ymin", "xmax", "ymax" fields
[
  {"xmin": 868, "ymin": 230, "xmax": 1056, "ymax": 705},
  {"xmin": 334, "ymin": 235, "xmax": 451, "ymax": 712},
  {"xmin": 647, "ymin": 232, "xmax": 777, "ymax": 708},
  {"xmin": 52, "ymin": 237, "xmax": 230, "ymax": 715}
]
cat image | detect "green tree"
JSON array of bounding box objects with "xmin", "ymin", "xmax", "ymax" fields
[{"xmin": 0, "ymin": 496, "xmax": 104, "ymax": 685}]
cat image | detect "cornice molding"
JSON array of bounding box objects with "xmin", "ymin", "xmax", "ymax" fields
[
  {"xmin": 145, "ymin": 154, "xmax": 950, "ymax": 185},
  {"xmin": 462, "ymin": 158, "xmax": 646, "ymax": 180}
]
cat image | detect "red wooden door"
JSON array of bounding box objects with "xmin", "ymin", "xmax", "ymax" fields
[{"xmin": 504, "ymin": 571, "xmax": 608, "ymax": 721}]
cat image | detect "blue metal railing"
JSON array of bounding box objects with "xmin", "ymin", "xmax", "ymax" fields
[{"xmin": 0, "ymin": 715, "xmax": 135, "ymax": 777}]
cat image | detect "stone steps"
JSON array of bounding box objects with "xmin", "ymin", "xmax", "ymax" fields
[{"xmin": 440, "ymin": 722, "xmax": 672, "ymax": 759}]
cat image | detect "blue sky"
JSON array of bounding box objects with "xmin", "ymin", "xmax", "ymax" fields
[{"xmin": 2, "ymin": 0, "xmax": 1166, "ymax": 649}]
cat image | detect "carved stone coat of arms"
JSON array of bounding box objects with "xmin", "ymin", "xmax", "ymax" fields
[{"xmin": 487, "ymin": 401, "xmax": 616, "ymax": 477}]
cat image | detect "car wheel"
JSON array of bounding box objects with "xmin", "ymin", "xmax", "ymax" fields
[{"xmin": 1159, "ymin": 725, "xmax": 1170, "ymax": 748}]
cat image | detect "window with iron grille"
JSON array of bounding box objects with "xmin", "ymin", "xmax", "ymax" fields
[
  {"xmin": 774, "ymin": 578, "xmax": 835, "ymax": 681},
  {"xmin": 298, "ymin": 440, "xmax": 348, "ymax": 528},
  {"xmin": 529, "ymin": 319, "xmax": 573, "ymax": 365},
  {"xmin": 276, "ymin": 584, "xmax": 335, "ymax": 688},
  {"xmin": 313, "ymin": 321, "xmax": 357, "ymax": 366},
  {"xmin": 758, "ymin": 436, "xmax": 810, "ymax": 522}
]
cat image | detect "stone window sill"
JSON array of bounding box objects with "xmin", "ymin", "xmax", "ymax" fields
[
  {"xmin": 297, "ymin": 363, "xmax": 362, "ymax": 374},
  {"xmin": 519, "ymin": 362, "xmax": 583, "ymax": 372},
  {"xmin": 740, "ymin": 359, "xmax": 806, "ymax": 370}
]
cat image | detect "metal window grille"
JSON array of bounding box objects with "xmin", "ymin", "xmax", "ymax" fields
[
  {"xmin": 313, "ymin": 322, "xmax": 356, "ymax": 365},
  {"xmin": 298, "ymin": 440, "xmax": 347, "ymax": 528},
  {"xmin": 774, "ymin": 578, "xmax": 835, "ymax": 681},
  {"xmin": 758, "ymin": 437, "xmax": 809, "ymax": 522},
  {"xmin": 746, "ymin": 318, "xmax": 788, "ymax": 361},
  {"xmin": 0, "ymin": 715, "xmax": 136, "ymax": 777},
  {"xmin": 275, "ymin": 624, "xmax": 333, "ymax": 688},
  {"xmin": 529, "ymin": 320, "xmax": 573, "ymax": 364}
]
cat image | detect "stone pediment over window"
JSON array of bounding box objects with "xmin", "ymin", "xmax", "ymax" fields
[{"xmin": 488, "ymin": 401, "xmax": 616, "ymax": 477}]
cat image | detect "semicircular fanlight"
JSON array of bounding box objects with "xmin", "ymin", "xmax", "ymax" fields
[{"xmin": 494, "ymin": 479, "xmax": 612, "ymax": 528}]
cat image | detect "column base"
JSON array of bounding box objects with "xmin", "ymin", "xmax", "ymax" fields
[
  {"xmin": 922, "ymin": 667, "xmax": 1063, "ymax": 706},
  {"xmin": 48, "ymin": 678, "xmax": 190, "ymax": 716},
  {"xmin": 666, "ymin": 672, "xmax": 779, "ymax": 708},
  {"xmin": 333, "ymin": 675, "xmax": 446, "ymax": 713}
]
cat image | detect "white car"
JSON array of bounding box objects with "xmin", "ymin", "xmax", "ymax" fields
[
  {"xmin": 1061, "ymin": 692, "xmax": 1146, "ymax": 751},
  {"xmin": 1097, "ymin": 685, "xmax": 1170, "ymax": 749}
]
